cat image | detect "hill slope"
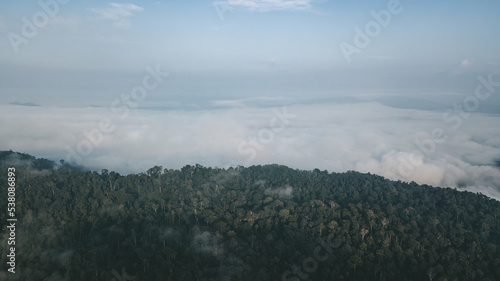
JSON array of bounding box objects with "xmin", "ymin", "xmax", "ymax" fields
[{"xmin": 0, "ymin": 152, "xmax": 499, "ymax": 280}]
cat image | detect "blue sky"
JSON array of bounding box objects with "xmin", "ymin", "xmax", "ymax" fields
[{"xmin": 1, "ymin": 1, "xmax": 500, "ymax": 199}]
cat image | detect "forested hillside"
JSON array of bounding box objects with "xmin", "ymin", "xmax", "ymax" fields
[{"xmin": 1, "ymin": 151, "xmax": 499, "ymax": 280}]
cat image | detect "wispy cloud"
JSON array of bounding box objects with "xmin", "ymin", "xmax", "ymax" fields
[
  {"xmin": 48, "ymin": 16, "xmax": 79, "ymax": 27},
  {"xmin": 265, "ymin": 185, "xmax": 293, "ymax": 197},
  {"xmin": 90, "ymin": 3, "xmax": 143, "ymax": 27},
  {"xmin": 487, "ymin": 60, "xmax": 499, "ymax": 68},
  {"xmin": 262, "ymin": 57, "xmax": 277, "ymax": 66},
  {"xmin": 219, "ymin": 0, "xmax": 314, "ymax": 12}
]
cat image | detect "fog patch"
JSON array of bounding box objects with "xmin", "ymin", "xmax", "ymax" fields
[
  {"xmin": 191, "ymin": 231, "xmax": 224, "ymax": 257},
  {"xmin": 265, "ymin": 185, "xmax": 293, "ymax": 198},
  {"xmin": 1, "ymin": 101, "xmax": 500, "ymax": 200}
]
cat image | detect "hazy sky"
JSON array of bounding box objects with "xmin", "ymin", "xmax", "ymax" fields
[
  {"xmin": 1, "ymin": 1, "xmax": 500, "ymax": 199},
  {"xmin": 1, "ymin": 0, "xmax": 499, "ymax": 106}
]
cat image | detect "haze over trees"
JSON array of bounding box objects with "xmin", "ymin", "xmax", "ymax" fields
[{"xmin": 1, "ymin": 151, "xmax": 499, "ymax": 280}]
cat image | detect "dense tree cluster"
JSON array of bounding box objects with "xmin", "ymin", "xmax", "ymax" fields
[{"xmin": 1, "ymin": 151, "xmax": 499, "ymax": 280}]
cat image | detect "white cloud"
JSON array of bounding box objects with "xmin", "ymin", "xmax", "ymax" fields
[
  {"xmin": 219, "ymin": 0, "xmax": 314, "ymax": 12},
  {"xmin": 90, "ymin": 3, "xmax": 143, "ymax": 27},
  {"xmin": 460, "ymin": 59, "xmax": 473, "ymax": 68},
  {"xmin": 1, "ymin": 101, "xmax": 500, "ymax": 200},
  {"xmin": 262, "ymin": 57, "xmax": 277, "ymax": 66}
]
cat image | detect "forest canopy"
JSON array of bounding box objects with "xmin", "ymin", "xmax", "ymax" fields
[{"xmin": 0, "ymin": 151, "xmax": 499, "ymax": 281}]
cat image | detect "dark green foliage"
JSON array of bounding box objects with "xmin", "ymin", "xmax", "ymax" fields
[
  {"xmin": 0, "ymin": 150, "xmax": 56, "ymax": 171},
  {"xmin": 1, "ymin": 153, "xmax": 499, "ymax": 281},
  {"xmin": 0, "ymin": 150, "xmax": 85, "ymax": 173}
]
